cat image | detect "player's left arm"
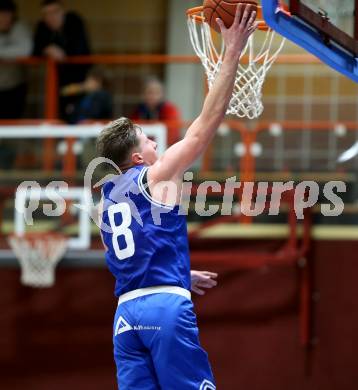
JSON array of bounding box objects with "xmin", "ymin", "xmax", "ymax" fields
[
  {"xmin": 148, "ymin": 5, "xmax": 257, "ymax": 186},
  {"xmin": 191, "ymin": 270, "xmax": 218, "ymax": 295}
]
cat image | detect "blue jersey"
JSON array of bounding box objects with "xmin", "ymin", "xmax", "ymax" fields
[{"xmin": 101, "ymin": 165, "xmax": 191, "ymax": 297}]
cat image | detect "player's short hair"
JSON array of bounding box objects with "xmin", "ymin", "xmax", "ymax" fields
[{"xmin": 96, "ymin": 117, "xmax": 141, "ymax": 168}]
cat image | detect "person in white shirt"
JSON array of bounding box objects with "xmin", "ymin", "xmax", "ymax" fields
[{"xmin": 0, "ymin": 0, "xmax": 32, "ymax": 119}]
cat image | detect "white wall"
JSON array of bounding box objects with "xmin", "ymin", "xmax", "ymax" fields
[{"xmin": 165, "ymin": 0, "xmax": 204, "ymax": 122}]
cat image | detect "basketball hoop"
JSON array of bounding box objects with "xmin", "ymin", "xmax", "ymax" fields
[
  {"xmin": 187, "ymin": 5, "xmax": 286, "ymax": 119},
  {"xmin": 8, "ymin": 233, "xmax": 68, "ymax": 288}
]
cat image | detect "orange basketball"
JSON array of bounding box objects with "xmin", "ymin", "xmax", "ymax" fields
[{"xmin": 203, "ymin": 0, "xmax": 258, "ymax": 33}]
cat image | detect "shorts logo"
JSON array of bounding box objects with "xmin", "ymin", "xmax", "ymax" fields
[
  {"xmin": 114, "ymin": 316, "xmax": 133, "ymax": 335},
  {"xmin": 200, "ymin": 379, "xmax": 216, "ymax": 390}
]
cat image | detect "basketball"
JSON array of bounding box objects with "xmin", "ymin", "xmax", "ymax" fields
[{"xmin": 203, "ymin": 0, "xmax": 258, "ymax": 32}]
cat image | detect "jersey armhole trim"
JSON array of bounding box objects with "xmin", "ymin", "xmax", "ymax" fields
[{"xmin": 138, "ymin": 167, "xmax": 174, "ymax": 210}]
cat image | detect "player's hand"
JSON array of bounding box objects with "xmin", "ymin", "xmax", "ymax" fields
[
  {"xmin": 191, "ymin": 270, "xmax": 218, "ymax": 295},
  {"xmin": 216, "ymin": 4, "xmax": 258, "ymax": 55}
]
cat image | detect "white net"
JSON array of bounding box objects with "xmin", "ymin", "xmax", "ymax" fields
[
  {"xmin": 8, "ymin": 234, "xmax": 68, "ymax": 288},
  {"xmin": 187, "ymin": 10, "xmax": 285, "ymax": 119}
]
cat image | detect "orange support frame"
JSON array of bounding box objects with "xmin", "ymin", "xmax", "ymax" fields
[
  {"xmin": 2, "ymin": 55, "xmax": 345, "ymax": 355},
  {"xmin": 4, "ymin": 117, "xmax": 357, "ymax": 354},
  {"xmin": 44, "ymin": 59, "xmax": 59, "ymax": 172},
  {"xmin": 3, "ymin": 53, "xmax": 320, "ymax": 173}
]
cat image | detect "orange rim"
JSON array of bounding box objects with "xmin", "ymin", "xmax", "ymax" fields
[
  {"xmin": 187, "ymin": 5, "xmax": 268, "ymax": 31},
  {"xmin": 9, "ymin": 232, "xmax": 67, "ymax": 244}
]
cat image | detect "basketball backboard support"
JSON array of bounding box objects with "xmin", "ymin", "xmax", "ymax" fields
[
  {"xmin": 261, "ymin": 0, "xmax": 358, "ymax": 82},
  {"xmin": 0, "ymin": 123, "xmax": 168, "ymax": 156},
  {"xmin": 0, "ymin": 123, "xmax": 168, "ymax": 254}
]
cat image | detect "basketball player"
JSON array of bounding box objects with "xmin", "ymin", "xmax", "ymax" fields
[{"xmin": 97, "ymin": 5, "xmax": 258, "ymax": 389}]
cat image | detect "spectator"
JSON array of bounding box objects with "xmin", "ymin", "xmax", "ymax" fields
[
  {"xmin": 0, "ymin": 0, "xmax": 32, "ymax": 119},
  {"xmin": 62, "ymin": 66, "xmax": 113, "ymax": 123},
  {"xmin": 33, "ymin": 0, "xmax": 90, "ymax": 84},
  {"xmin": 33, "ymin": 0, "xmax": 91, "ymax": 119},
  {"xmin": 132, "ymin": 76, "xmax": 181, "ymax": 145}
]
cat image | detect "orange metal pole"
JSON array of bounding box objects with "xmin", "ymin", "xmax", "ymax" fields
[
  {"xmin": 44, "ymin": 59, "xmax": 59, "ymax": 172},
  {"xmin": 61, "ymin": 53, "xmax": 318, "ymax": 65},
  {"xmin": 239, "ymin": 129, "xmax": 257, "ymax": 224},
  {"xmin": 63, "ymin": 137, "xmax": 76, "ymax": 178},
  {"xmin": 5, "ymin": 53, "xmax": 320, "ymax": 66}
]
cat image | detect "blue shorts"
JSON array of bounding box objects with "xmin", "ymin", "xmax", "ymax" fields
[{"xmin": 113, "ymin": 289, "xmax": 216, "ymax": 389}]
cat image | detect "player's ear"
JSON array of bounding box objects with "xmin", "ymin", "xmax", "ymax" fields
[{"xmin": 132, "ymin": 152, "xmax": 144, "ymax": 165}]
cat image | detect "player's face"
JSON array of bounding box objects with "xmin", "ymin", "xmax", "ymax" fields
[{"xmin": 135, "ymin": 130, "xmax": 158, "ymax": 166}]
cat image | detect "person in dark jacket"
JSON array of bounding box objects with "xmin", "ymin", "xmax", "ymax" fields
[
  {"xmin": 62, "ymin": 66, "xmax": 113, "ymax": 124},
  {"xmin": 33, "ymin": 0, "xmax": 91, "ymax": 119},
  {"xmin": 33, "ymin": 0, "xmax": 90, "ymax": 84}
]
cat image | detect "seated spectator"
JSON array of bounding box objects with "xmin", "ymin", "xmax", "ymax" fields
[
  {"xmin": 33, "ymin": 0, "xmax": 91, "ymax": 118},
  {"xmin": 132, "ymin": 76, "xmax": 181, "ymax": 145},
  {"xmin": 62, "ymin": 66, "xmax": 113, "ymax": 123},
  {"xmin": 0, "ymin": 0, "xmax": 32, "ymax": 119}
]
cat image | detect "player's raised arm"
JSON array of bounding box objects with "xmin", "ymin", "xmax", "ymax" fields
[{"xmin": 149, "ymin": 4, "xmax": 258, "ymax": 184}]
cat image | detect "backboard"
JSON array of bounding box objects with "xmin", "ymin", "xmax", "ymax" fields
[
  {"xmin": 0, "ymin": 122, "xmax": 168, "ymax": 261},
  {"xmin": 262, "ymin": 0, "xmax": 358, "ymax": 82},
  {"xmin": 14, "ymin": 186, "xmax": 92, "ymax": 250}
]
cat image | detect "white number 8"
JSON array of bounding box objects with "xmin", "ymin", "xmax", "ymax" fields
[{"xmin": 108, "ymin": 203, "xmax": 135, "ymax": 260}]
